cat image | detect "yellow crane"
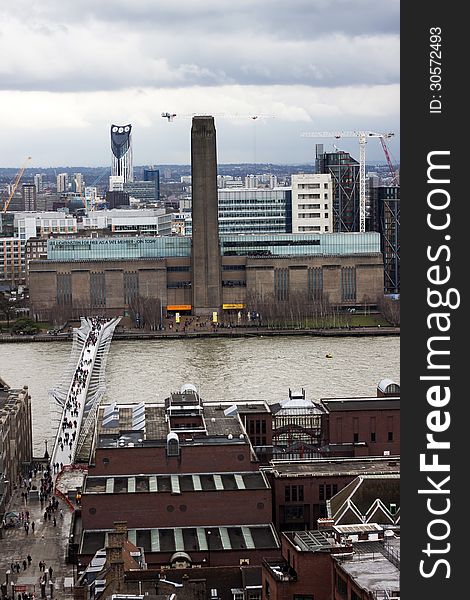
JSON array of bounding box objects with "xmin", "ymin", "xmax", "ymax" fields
[{"xmin": 2, "ymin": 156, "xmax": 32, "ymax": 213}]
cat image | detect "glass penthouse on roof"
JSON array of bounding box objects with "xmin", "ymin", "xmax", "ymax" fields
[{"xmin": 47, "ymin": 232, "xmax": 380, "ymax": 261}]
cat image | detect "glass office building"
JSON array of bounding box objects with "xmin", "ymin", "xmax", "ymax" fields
[{"xmin": 186, "ymin": 188, "xmax": 292, "ymax": 235}]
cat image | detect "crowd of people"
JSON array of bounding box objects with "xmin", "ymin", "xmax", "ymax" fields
[{"xmin": 53, "ymin": 317, "xmax": 110, "ymax": 469}]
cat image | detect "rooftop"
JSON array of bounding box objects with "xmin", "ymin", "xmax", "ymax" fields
[
  {"xmin": 96, "ymin": 401, "xmax": 247, "ymax": 449},
  {"xmin": 81, "ymin": 524, "xmax": 279, "ymax": 556},
  {"xmin": 320, "ymin": 397, "xmax": 400, "ymax": 412},
  {"xmin": 83, "ymin": 471, "xmax": 269, "ymax": 494},
  {"xmin": 335, "ymin": 538, "xmax": 400, "ymax": 596},
  {"xmin": 269, "ymin": 457, "xmax": 400, "ymax": 478}
]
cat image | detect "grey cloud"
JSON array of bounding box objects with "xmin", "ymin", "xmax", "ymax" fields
[{"xmin": 0, "ymin": 1, "xmax": 399, "ymax": 93}]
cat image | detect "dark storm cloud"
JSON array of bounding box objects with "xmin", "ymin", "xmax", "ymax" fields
[{"xmin": 0, "ymin": 0, "xmax": 399, "ymax": 93}]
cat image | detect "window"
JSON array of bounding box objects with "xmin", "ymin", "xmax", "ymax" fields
[
  {"xmin": 285, "ymin": 485, "xmax": 304, "ymax": 502},
  {"xmin": 353, "ymin": 432, "xmax": 359, "ymax": 443},
  {"xmin": 320, "ymin": 483, "xmax": 336, "ymax": 500},
  {"xmin": 124, "ymin": 271, "xmax": 139, "ymax": 304},
  {"xmin": 308, "ymin": 267, "xmax": 323, "ymax": 301},
  {"xmin": 371, "ymin": 432, "xmax": 376, "ymax": 442},
  {"xmin": 274, "ymin": 268, "xmax": 289, "ymax": 301},
  {"xmin": 388, "ymin": 431, "xmax": 394, "ymax": 441},
  {"xmin": 284, "ymin": 505, "xmax": 304, "ymax": 521},
  {"xmin": 341, "ymin": 267, "xmax": 356, "ymax": 302},
  {"xmin": 336, "ymin": 574, "xmax": 347, "ymax": 597}
]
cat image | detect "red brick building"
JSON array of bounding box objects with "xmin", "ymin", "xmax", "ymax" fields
[
  {"xmin": 267, "ymin": 457, "xmax": 400, "ymax": 531},
  {"xmin": 262, "ymin": 530, "xmax": 352, "ymax": 600},
  {"xmin": 262, "ymin": 528, "xmax": 400, "ymax": 600},
  {"xmin": 78, "ymin": 386, "xmax": 281, "ymax": 568}
]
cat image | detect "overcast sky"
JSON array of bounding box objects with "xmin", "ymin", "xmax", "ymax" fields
[{"xmin": 0, "ymin": 0, "xmax": 399, "ymax": 168}]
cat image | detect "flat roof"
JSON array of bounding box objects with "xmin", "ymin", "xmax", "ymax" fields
[
  {"xmin": 336, "ymin": 539, "xmax": 400, "ymax": 594},
  {"xmin": 96, "ymin": 402, "xmax": 246, "ymax": 448},
  {"xmin": 269, "ymin": 457, "xmax": 400, "ymax": 478},
  {"xmin": 321, "ymin": 397, "xmax": 400, "ymax": 412}
]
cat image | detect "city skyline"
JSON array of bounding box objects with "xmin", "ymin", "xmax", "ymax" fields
[{"xmin": 0, "ymin": 0, "xmax": 399, "ymax": 167}]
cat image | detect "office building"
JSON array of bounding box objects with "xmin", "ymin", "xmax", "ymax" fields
[
  {"xmin": 291, "ymin": 173, "xmax": 333, "ymax": 233},
  {"xmin": 185, "ymin": 186, "xmax": 292, "ymax": 235},
  {"xmin": 82, "ymin": 209, "xmax": 171, "ymax": 236},
  {"xmin": 143, "ymin": 166, "xmax": 160, "ymax": 201},
  {"xmin": 368, "ymin": 185, "xmax": 400, "ymax": 294},
  {"xmin": 111, "ymin": 124, "xmax": 133, "ymax": 183},
  {"xmin": 316, "ymin": 145, "xmax": 360, "ymax": 233},
  {"xmin": 109, "ymin": 175, "xmax": 124, "ymax": 192},
  {"xmin": 22, "ymin": 183, "xmax": 37, "ymax": 211},
  {"xmin": 105, "ymin": 190, "xmax": 130, "ymax": 209},
  {"xmin": 123, "ymin": 181, "xmax": 158, "ymax": 203}
]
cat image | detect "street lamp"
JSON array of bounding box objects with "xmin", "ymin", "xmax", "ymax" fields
[{"xmin": 44, "ymin": 439, "xmax": 49, "ymax": 460}]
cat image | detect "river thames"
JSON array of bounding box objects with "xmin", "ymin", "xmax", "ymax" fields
[{"xmin": 0, "ymin": 335, "xmax": 399, "ymax": 455}]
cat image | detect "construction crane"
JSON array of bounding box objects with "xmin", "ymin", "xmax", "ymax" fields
[
  {"xmin": 378, "ymin": 136, "xmax": 399, "ymax": 183},
  {"xmin": 2, "ymin": 156, "xmax": 32, "ymax": 213},
  {"xmin": 300, "ymin": 131, "xmax": 394, "ymax": 232}
]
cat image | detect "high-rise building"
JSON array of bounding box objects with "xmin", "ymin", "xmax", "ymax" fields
[
  {"xmin": 84, "ymin": 187, "xmax": 98, "ymax": 211},
  {"xmin": 56, "ymin": 173, "xmax": 68, "ymax": 193},
  {"xmin": 143, "ymin": 166, "xmax": 160, "ymax": 201},
  {"xmin": 190, "ymin": 116, "xmax": 222, "ymax": 315},
  {"xmin": 34, "ymin": 173, "xmax": 44, "ymax": 193},
  {"xmin": 22, "ymin": 183, "xmax": 37, "ymax": 211},
  {"xmin": 369, "ymin": 185, "xmax": 400, "ymax": 294},
  {"xmin": 73, "ymin": 173, "xmax": 84, "ymax": 194},
  {"xmin": 315, "ymin": 145, "xmax": 360, "ymax": 233},
  {"xmin": 110, "ymin": 124, "xmax": 133, "ymax": 183},
  {"xmin": 291, "ymin": 173, "xmax": 333, "ymax": 233}
]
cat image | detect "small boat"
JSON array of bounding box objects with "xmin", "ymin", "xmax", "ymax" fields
[{"xmin": 325, "ymin": 353, "xmax": 333, "ymax": 359}]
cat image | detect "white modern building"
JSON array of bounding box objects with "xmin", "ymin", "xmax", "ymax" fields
[
  {"xmin": 1, "ymin": 213, "xmax": 78, "ymax": 284},
  {"xmin": 82, "ymin": 208, "xmax": 172, "ymax": 236},
  {"xmin": 109, "ymin": 175, "xmax": 124, "ymax": 191},
  {"xmin": 291, "ymin": 173, "xmax": 333, "ymax": 233}
]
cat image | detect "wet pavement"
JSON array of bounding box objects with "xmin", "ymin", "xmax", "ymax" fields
[{"xmin": 0, "ymin": 471, "xmax": 77, "ymax": 599}]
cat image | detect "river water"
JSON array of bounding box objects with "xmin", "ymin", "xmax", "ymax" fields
[{"xmin": 0, "ymin": 336, "xmax": 399, "ymax": 456}]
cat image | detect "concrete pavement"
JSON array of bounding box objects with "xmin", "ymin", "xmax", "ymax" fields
[{"xmin": 0, "ymin": 472, "xmax": 75, "ymax": 599}]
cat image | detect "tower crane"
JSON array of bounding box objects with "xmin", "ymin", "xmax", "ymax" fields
[
  {"xmin": 300, "ymin": 131, "xmax": 394, "ymax": 232},
  {"xmin": 2, "ymin": 156, "xmax": 32, "ymax": 213}
]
